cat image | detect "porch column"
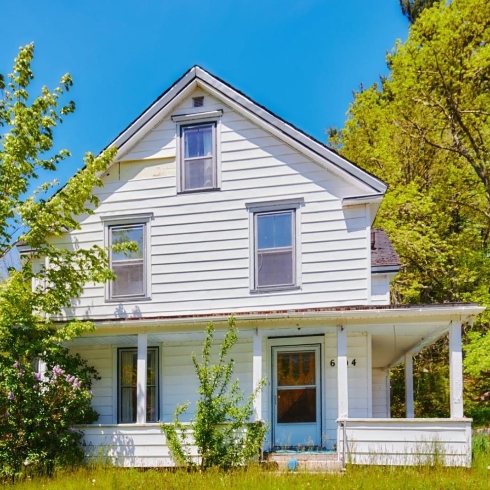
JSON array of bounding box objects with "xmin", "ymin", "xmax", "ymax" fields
[
  {"xmin": 449, "ymin": 321, "xmax": 464, "ymax": 418},
  {"xmin": 137, "ymin": 333, "xmax": 147, "ymax": 424},
  {"xmin": 337, "ymin": 325, "xmax": 348, "ymax": 419},
  {"xmin": 252, "ymin": 328, "xmax": 263, "ymax": 420},
  {"xmin": 404, "ymin": 353, "xmax": 414, "ymax": 418}
]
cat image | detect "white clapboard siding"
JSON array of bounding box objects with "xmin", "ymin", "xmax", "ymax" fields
[
  {"xmin": 372, "ymin": 368, "xmax": 390, "ymax": 418},
  {"xmin": 56, "ymin": 87, "xmax": 369, "ymax": 320},
  {"xmin": 338, "ymin": 419, "xmax": 472, "ymax": 467},
  {"xmin": 161, "ymin": 340, "xmax": 253, "ymax": 422},
  {"xmin": 71, "ymin": 345, "xmax": 114, "ymax": 424},
  {"xmin": 371, "ymin": 275, "xmax": 391, "ymax": 305}
]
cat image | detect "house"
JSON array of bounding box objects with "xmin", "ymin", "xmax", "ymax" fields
[{"xmin": 24, "ymin": 66, "xmax": 483, "ymax": 468}]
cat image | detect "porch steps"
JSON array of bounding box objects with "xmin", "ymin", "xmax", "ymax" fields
[{"xmin": 264, "ymin": 451, "xmax": 343, "ymax": 473}]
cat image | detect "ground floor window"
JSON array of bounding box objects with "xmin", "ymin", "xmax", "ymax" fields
[{"xmin": 118, "ymin": 347, "xmax": 158, "ymax": 423}]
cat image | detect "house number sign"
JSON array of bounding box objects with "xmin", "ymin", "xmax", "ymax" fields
[{"xmin": 329, "ymin": 359, "xmax": 357, "ymax": 366}]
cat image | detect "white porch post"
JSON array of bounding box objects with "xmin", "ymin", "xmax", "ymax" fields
[
  {"xmin": 449, "ymin": 321, "xmax": 464, "ymax": 418},
  {"xmin": 137, "ymin": 333, "xmax": 147, "ymax": 424},
  {"xmin": 404, "ymin": 353, "xmax": 414, "ymax": 418},
  {"xmin": 337, "ymin": 325, "xmax": 348, "ymax": 419},
  {"xmin": 252, "ymin": 328, "xmax": 263, "ymax": 420}
]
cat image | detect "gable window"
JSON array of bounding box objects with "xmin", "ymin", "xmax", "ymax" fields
[
  {"xmin": 181, "ymin": 123, "xmax": 217, "ymax": 191},
  {"xmin": 118, "ymin": 347, "xmax": 158, "ymax": 423},
  {"xmin": 109, "ymin": 224, "xmax": 146, "ymax": 300}
]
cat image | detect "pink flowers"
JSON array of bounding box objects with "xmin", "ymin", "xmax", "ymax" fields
[
  {"xmin": 66, "ymin": 374, "xmax": 82, "ymax": 389},
  {"xmin": 34, "ymin": 372, "xmax": 42, "ymax": 381},
  {"xmin": 7, "ymin": 392, "xmax": 15, "ymax": 400},
  {"xmin": 52, "ymin": 365, "xmax": 65, "ymax": 377}
]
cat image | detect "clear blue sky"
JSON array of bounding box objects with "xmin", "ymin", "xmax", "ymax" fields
[{"xmin": 2, "ymin": 1, "xmax": 408, "ymax": 188}]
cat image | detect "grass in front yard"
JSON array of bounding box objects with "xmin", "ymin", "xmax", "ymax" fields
[{"xmin": 7, "ymin": 454, "xmax": 490, "ymax": 490}]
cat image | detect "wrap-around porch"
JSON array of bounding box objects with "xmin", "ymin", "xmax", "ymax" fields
[{"xmin": 74, "ymin": 304, "xmax": 483, "ymax": 468}]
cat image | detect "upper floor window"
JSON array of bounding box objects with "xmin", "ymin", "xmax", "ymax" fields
[
  {"xmin": 246, "ymin": 198, "xmax": 303, "ymax": 293},
  {"xmin": 181, "ymin": 123, "xmax": 217, "ymax": 191},
  {"xmin": 255, "ymin": 210, "xmax": 295, "ymax": 290},
  {"xmin": 109, "ymin": 224, "xmax": 146, "ymax": 300}
]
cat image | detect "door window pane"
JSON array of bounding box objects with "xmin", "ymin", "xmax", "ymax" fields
[
  {"xmin": 277, "ymin": 351, "xmax": 316, "ymax": 386},
  {"xmin": 277, "ymin": 388, "xmax": 316, "ymax": 423}
]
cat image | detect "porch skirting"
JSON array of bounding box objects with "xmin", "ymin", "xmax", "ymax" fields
[{"xmin": 337, "ymin": 418, "xmax": 472, "ymax": 467}]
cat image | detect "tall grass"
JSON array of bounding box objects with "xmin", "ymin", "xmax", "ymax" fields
[{"xmin": 7, "ymin": 454, "xmax": 490, "ymax": 490}]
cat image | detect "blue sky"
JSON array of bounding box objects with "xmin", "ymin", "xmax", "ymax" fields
[{"xmin": 2, "ymin": 1, "xmax": 408, "ymax": 189}]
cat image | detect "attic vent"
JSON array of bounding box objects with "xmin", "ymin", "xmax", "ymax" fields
[{"xmin": 192, "ymin": 96, "xmax": 204, "ymax": 108}]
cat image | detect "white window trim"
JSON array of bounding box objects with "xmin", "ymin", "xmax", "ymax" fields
[
  {"xmin": 246, "ymin": 198, "xmax": 304, "ymax": 293},
  {"xmin": 175, "ymin": 111, "xmax": 222, "ymax": 193},
  {"xmin": 102, "ymin": 213, "xmax": 153, "ymax": 303}
]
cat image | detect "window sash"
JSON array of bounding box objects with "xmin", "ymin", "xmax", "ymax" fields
[
  {"xmin": 255, "ymin": 210, "xmax": 295, "ymax": 289},
  {"xmin": 181, "ymin": 123, "xmax": 216, "ymax": 191},
  {"xmin": 118, "ymin": 347, "xmax": 158, "ymax": 423},
  {"xmin": 109, "ymin": 224, "xmax": 146, "ymax": 299}
]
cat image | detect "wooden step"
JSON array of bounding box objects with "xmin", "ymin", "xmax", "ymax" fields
[{"xmin": 264, "ymin": 452, "xmax": 343, "ymax": 473}]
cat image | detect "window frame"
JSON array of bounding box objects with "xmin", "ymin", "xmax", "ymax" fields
[
  {"xmin": 117, "ymin": 346, "xmax": 159, "ymax": 424},
  {"xmin": 102, "ymin": 213, "xmax": 153, "ymax": 303},
  {"xmin": 172, "ymin": 110, "xmax": 222, "ymax": 194},
  {"xmin": 246, "ymin": 198, "xmax": 304, "ymax": 293}
]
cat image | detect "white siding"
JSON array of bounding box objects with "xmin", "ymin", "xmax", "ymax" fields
[
  {"xmin": 371, "ymin": 274, "xmax": 390, "ymax": 305},
  {"xmin": 56, "ymin": 88, "xmax": 370, "ymax": 321},
  {"xmin": 372, "ymin": 368, "xmax": 390, "ymax": 418},
  {"xmin": 71, "ymin": 345, "xmax": 114, "ymax": 424},
  {"xmin": 338, "ymin": 419, "xmax": 472, "ymax": 467}
]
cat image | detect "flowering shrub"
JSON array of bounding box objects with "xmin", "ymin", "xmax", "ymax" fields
[{"xmin": 0, "ymin": 346, "xmax": 99, "ymax": 480}]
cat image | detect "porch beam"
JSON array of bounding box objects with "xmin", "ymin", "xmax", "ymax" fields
[
  {"xmin": 449, "ymin": 321, "xmax": 464, "ymax": 418},
  {"xmin": 337, "ymin": 325, "xmax": 348, "ymax": 419},
  {"xmin": 252, "ymin": 328, "xmax": 263, "ymax": 420},
  {"xmin": 387, "ymin": 323, "xmax": 450, "ymax": 369},
  {"xmin": 404, "ymin": 354, "xmax": 414, "ymax": 418},
  {"xmin": 137, "ymin": 333, "xmax": 147, "ymax": 424}
]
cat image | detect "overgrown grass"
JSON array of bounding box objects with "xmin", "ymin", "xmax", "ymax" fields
[
  {"xmin": 7, "ymin": 435, "xmax": 490, "ymax": 490},
  {"xmin": 5, "ymin": 453, "xmax": 489, "ymax": 490}
]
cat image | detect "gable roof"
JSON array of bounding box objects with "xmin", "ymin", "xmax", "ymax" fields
[{"xmin": 106, "ymin": 66, "xmax": 387, "ymax": 195}]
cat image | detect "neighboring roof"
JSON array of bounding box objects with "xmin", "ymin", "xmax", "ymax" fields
[
  {"xmin": 107, "ymin": 65, "xmax": 387, "ymax": 195},
  {"xmin": 371, "ymin": 229, "xmax": 401, "ymax": 273}
]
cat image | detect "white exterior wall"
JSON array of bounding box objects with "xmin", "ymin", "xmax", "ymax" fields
[
  {"xmin": 54, "ymin": 88, "xmax": 370, "ymax": 321},
  {"xmin": 371, "ymin": 274, "xmax": 391, "ymax": 305},
  {"xmin": 372, "ymin": 368, "xmax": 390, "ymax": 418},
  {"xmin": 338, "ymin": 419, "xmax": 472, "ymax": 467}
]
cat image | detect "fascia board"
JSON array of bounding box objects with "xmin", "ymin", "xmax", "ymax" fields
[
  {"xmin": 194, "ymin": 68, "xmax": 387, "ymax": 194},
  {"xmin": 114, "ymin": 81, "xmax": 198, "ymax": 162}
]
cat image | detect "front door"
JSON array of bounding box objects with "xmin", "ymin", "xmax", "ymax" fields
[{"xmin": 272, "ymin": 345, "xmax": 321, "ymax": 448}]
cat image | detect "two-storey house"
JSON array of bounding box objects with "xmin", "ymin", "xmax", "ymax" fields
[{"xmin": 23, "ymin": 67, "xmax": 482, "ymax": 467}]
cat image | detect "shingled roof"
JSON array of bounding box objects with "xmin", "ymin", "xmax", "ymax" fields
[{"xmin": 371, "ymin": 229, "xmax": 401, "ymax": 273}]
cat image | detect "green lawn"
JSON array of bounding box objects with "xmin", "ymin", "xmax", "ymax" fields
[{"xmin": 8, "ymin": 455, "xmax": 490, "ymax": 490}]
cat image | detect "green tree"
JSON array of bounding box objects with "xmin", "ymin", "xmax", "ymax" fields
[
  {"xmin": 161, "ymin": 318, "xmax": 266, "ymax": 470},
  {"xmin": 330, "ymin": 0, "xmax": 490, "ymax": 416},
  {"xmin": 0, "ymin": 44, "xmax": 116, "ymax": 479},
  {"xmin": 399, "ymin": 0, "xmax": 438, "ymax": 24}
]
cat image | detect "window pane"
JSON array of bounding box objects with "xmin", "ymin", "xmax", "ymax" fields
[
  {"xmin": 184, "ymin": 126, "xmax": 212, "ymax": 158},
  {"xmin": 257, "ymin": 250, "xmax": 293, "ymax": 287},
  {"xmin": 257, "ymin": 212, "xmax": 292, "ymax": 249},
  {"xmin": 184, "ymin": 158, "xmax": 214, "ymax": 189},
  {"xmin": 112, "ymin": 226, "xmax": 144, "ymax": 261},
  {"xmin": 277, "ymin": 351, "xmax": 316, "ymax": 387},
  {"xmin": 112, "ymin": 261, "xmax": 144, "ymax": 297},
  {"xmin": 277, "ymin": 388, "xmax": 316, "ymax": 423},
  {"xmin": 119, "ymin": 348, "xmax": 158, "ymax": 423}
]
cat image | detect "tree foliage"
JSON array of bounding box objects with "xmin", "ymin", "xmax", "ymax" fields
[
  {"xmin": 161, "ymin": 318, "xmax": 266, "ymax": 470},
  {"xmin": 0, "ymin": 44, "xmax": 116, "ymax": 479},
  {"xmin": 330, "ymin": 0, "xmax": 490, "ymax": 415},
  {"xmin": 399, "ymin": 0, "xmax": 438, "ymax": 24}
]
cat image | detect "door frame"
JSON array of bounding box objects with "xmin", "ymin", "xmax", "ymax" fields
[{"xmin": 270, "ymin": 338, "xmax": 323, "ymax": 448}]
